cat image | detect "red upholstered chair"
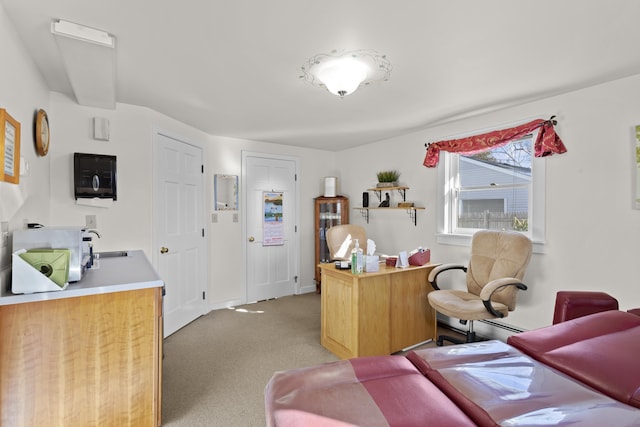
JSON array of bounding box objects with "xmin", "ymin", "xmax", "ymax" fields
[
  {"xmin": 628, "ymin": 308, "xmax": 640, "ymax": 317},
  {"xmin": 552, "ymin": 291, "xmax": 619, "ymax": 324}
]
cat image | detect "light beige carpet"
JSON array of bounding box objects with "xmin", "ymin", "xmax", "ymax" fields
[
  {"xmin": 161, "ymin": 293, "xmax": 339, "ymax": 426},
  {"xmin": 161, "ymin": 292, "xmax": 451, "ymax": 426}
]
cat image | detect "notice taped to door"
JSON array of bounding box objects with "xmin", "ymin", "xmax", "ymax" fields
[{"xmin": 263, "ymin": 192, "xmax": 284, "ymax": 246}]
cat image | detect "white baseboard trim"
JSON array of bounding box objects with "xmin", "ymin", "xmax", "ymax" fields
[
  {"xmin": 298, "ymin": 285, "xmax": 316, "ymax": 294},
  {"xmin": 208, "ymin": 298, "xmax": 245, "ymax": 312},
  {"xmin": 207, "ymin": 287, "xmax": 317, "ymax": 313}
]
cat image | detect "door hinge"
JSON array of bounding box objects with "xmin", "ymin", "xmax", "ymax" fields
[
  {"xmin": 294, "ymin": 275, "xmax": 298, "ymax": 283},
  {"xmin": 202, "ymin": 291, "xmax": 206, "ymax": 300},
  {"xmin": 295, "ymin": 225, "xmax": 297, "ymax": 232},
  {"xmin": 294, "ymin": 173, "xmax": 297, "ymax": 181},
  {"xmin": 201, "ymin": 164, "xmax": 204, "ymax": 173},
  {"xmin": 202, "ymin": 228, "xmax": 205, "ymax": 237}
]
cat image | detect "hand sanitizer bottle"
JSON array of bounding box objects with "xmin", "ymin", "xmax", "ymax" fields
[
  {"xmin": 351, "ymin": 239, "xmax": 363, "ymax": 274},
  {"xmin": 351, "ymin": 243, "xmax": 357, "ymax": 274}
]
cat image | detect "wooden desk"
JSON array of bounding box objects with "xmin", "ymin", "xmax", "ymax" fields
[{"xmin": 320, "ymin": 263, "xmax": 437, "ymax": 359}]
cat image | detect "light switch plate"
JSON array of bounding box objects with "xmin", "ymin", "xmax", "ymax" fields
[
  {"xmin": 1, "ymin": 222, "xmax": 8, "ymax": 248},
  {"xmin": 93, "ymin": 117, "xmax": 110, "ymax": 141}
]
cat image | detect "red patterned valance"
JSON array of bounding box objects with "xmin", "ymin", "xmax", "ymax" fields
[{"xmin": 423, "ymin": 117, "xmax": 567, "ymax": 168}]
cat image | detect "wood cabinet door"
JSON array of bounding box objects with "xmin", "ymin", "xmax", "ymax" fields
[
  {"xmin": 389, "ymin": 265, "xmax": 437, "ymax": 352},
  {"xmin": 0, "ymin": 288, "xmax": 162, "ymax": 427}
]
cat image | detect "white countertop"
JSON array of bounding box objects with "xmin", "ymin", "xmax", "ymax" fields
[{"xmin": 0, "ymin": 250, "xmax": 163, "ymax": 305}]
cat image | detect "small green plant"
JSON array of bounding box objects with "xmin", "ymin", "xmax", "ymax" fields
[
  {"xmin": 376, "ymin": 170, "xmax": 400, "ymax": 183},
  {"xmin": 513, "ymin": 216, "xmax": 528, "ymax": 232}
]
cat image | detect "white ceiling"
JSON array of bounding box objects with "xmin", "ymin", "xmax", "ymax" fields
[{"xmin": 4, "ymin": 0, "xmax": 640, "ymax": 151}]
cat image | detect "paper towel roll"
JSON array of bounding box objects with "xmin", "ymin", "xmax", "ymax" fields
[{"xmin": 324, "ymin": 177, "xmax": 337, "ymax": 197}]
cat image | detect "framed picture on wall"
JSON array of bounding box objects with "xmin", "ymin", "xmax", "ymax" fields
[{"xmin": 0, "ymin": 108, "xmax": 21, "ymax": 184}]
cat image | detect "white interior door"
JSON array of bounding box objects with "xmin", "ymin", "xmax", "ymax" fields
[
  {"xmin": 153, "ymin": 130, "xmax": 207, "ymax": 337},
  {"xmin": 243, "ymin": 152, "xmax": 298, "ymax": 302}
]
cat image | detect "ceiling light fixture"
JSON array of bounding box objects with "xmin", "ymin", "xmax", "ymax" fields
[
  {"xmin": 300, "ymin": 49, "xmax": 392, "ymax": 98},
  {"xmin": 51, "ymin": 19, "xmax": 115, "ymax": 48},
  {"xmin": 51, "ymin": 19, "xmax": 116, "ymax": 108}
]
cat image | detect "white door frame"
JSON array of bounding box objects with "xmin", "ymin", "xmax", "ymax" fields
[
  {"xmin": 152, "ymin": 127, "xmax": 208, "ymax": 333},
  {"xmin": 241, "ymin": 151, "xmax": 301, "ymax": 302}
]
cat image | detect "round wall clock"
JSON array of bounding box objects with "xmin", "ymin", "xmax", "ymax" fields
[{"xmin": 35, "ymin": 109, "xmax": 50, "ymax": 156}]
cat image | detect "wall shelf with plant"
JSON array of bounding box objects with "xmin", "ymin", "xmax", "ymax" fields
[
  {"xmin": 354, "ymin": 171, "xmax": 424, "ymax": 225},
  {"xmin": 376, "ymin": 170, "xmax": 400, "ymax": 187},
  {"xmin": 367, "ymin": 185, "xmax": 409, "ymax": 202},
  {"xmin": 354, "ymin": 205, "xmax": 425, "ymax": 226}
]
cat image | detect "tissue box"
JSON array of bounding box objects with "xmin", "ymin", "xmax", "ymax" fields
[
  {"xmin": 408, "ymin": 249, "xmax": 430, "ymax": 266},
  {"xmin": 364, "ymin": 255, "xmax": 379, "ymax": 272}
]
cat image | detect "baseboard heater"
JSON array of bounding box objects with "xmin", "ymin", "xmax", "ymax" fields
[
  {"xmin": 480, "ymin": 319, "xmax": 526, "ymax": 334},
  {"xmin": 438, "ymin": 316, "xmax": 527, "ymax": 342}
]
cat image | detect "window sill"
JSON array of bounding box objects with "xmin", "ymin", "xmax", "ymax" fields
[{"xmin": 436, "ymin": 233, "xmax": 545, "ymax": 254}]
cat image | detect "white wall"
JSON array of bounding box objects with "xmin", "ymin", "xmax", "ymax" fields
[
  {"xmin": 0, "ymin": 3, "xmax": 52, "ymax": 291},
  {"xmin": 204, "ymin": 135, "xmax": 337, "ymax": 308},
  {"xmin": 4, "ymin": 1, "xmax": 640, "ymax": 330},
  {"xmin": 48, "ymin": 92, "xmax": 336, "ymax": 310},
  {"xmin": 49, "ymin": 93, "xmax": 157, "ymax": 255},
  {"xmin": 1, "ymin": 3, "xmax": 336, "ymax": 307},
  {"xmin": 337, "ymin": 74, "xmax": 640, "ymax": 331}
]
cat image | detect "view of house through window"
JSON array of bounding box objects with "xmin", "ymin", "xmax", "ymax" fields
[{"xmin": 451, "ymin": 135, "xmax": 533, "ymax": 234}]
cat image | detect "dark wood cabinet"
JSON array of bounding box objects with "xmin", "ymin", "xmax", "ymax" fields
[{"xmin": 314, "ymin": 196, "xmax": 349, "ymax": 292}]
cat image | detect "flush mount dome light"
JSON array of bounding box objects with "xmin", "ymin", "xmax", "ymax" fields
[
  {"xmin": 316, "ymin": 58, "xmax": 367, "ymax": 97},
  {"xmin": 300, "ymin": 49, "xmax": 392, "ymax": 97}
]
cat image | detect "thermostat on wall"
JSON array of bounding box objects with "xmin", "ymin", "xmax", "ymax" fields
[{"xmin": 93, "ymin": 117, "xmax": 110, "ymax": 141}]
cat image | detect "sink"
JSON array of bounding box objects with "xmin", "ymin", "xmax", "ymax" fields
[{"xmin": 95, "ymin": 251, "xmax": 129, "ymax": 258}]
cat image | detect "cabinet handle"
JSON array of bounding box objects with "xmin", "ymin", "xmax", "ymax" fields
[
  {"xmin": 160, "ymin": 247, "xmax": 169, "ymax": 254},
  {"xmin": 248, "ymin": 236, "xmax": 255, "ymax": 242}
]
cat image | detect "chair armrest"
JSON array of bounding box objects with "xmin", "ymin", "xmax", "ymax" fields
[
  {"xmin": 479, "ymin": 278, "xmax": 528, "ymax": 318},
  {"xmin": 428, "ymin": 263, "xmax": 467, "ymax": 290}
]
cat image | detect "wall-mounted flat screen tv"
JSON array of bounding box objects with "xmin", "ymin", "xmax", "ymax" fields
[{"xmin": 74, "ymin": 153, "xmax": 117, "ymax": 200}]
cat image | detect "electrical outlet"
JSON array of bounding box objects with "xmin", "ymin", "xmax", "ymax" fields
[
  {"xmin": 211, "ymin": 213, "xmax": 218, "ymax": 223},
  {"xmin": 86, "ymin": 215, "xmax": 97, "ymax": 229}
]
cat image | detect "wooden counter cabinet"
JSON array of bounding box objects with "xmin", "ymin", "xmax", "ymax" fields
[
  {"xmin": 0, "ymin": 286, "xmax": 163, "ymax": 427},
  {"xmin": 320, "ymin": 263, "xmax": 437, "ymax": 359}
]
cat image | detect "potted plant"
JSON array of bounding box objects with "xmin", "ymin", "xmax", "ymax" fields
[{"xmin": 376, "ymin": 170, "xmax": 400, "ymax": 188}]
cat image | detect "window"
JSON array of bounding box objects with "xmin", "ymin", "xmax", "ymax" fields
[{"xmin": 437, "ymin": 131, "xmax": 545, "ymax": 252}]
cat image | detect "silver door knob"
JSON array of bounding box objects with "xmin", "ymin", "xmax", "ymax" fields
[
  {"xmin": 248, "ymin": 236, "xmax": 255, "ymax": 242},
  {"xmin": 160, "ymin": 247, "xmax": 169, "ymax": 254}
]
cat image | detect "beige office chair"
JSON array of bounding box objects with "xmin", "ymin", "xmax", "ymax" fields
[
  {"xmin": 326, "ymin": 225, "xmax": 367, "ymax": 261},
  {"xmin": 428, "ymin": 230, "xmax": 532, "ymax": 346}
]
